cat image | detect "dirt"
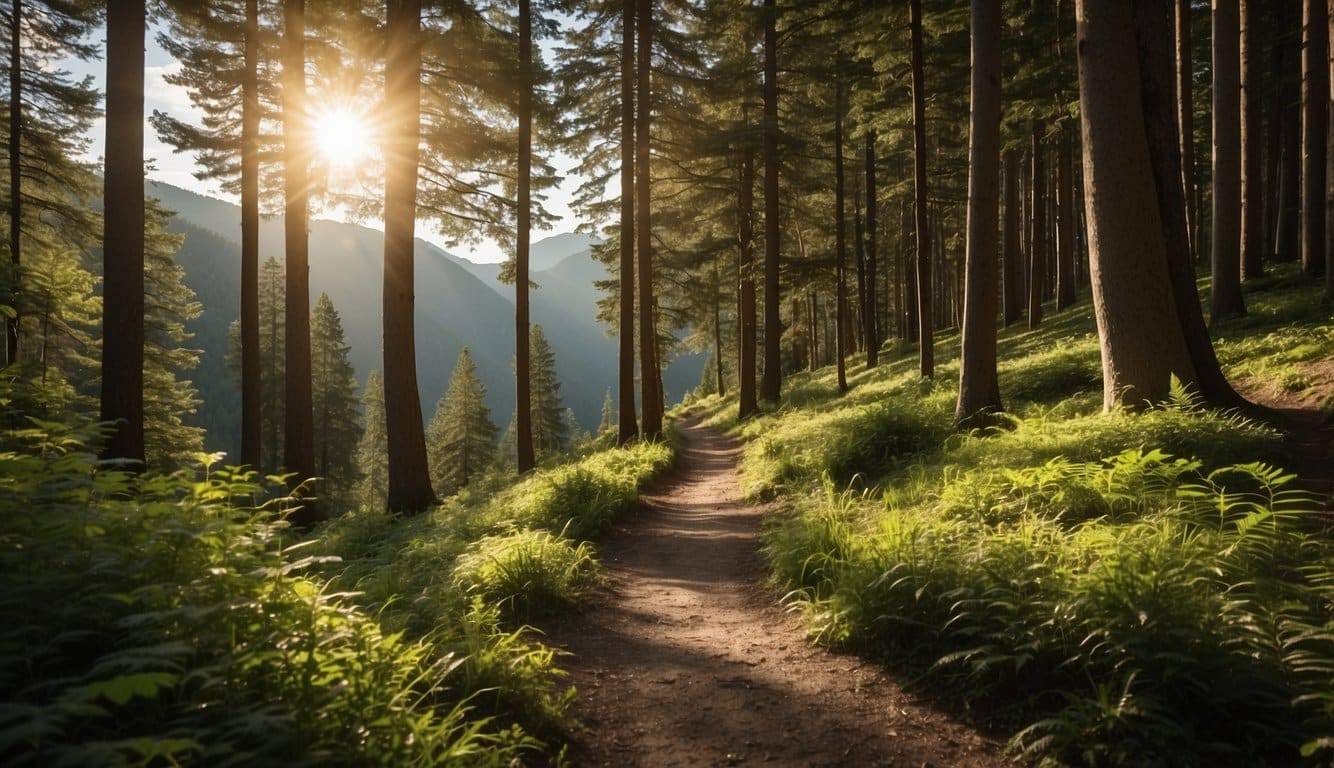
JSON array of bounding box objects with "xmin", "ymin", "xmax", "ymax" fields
[
  {"xmin": 544, "ymin": 416, "xmax": 1006, "ymax": 767},
  {"xmin": 1237, "ymin": 359, "xmax": 1334, "ymax": 511}
]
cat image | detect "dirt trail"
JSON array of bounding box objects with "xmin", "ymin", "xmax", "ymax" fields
[{"xmin": 545, "ymin": 416, "xmax": 1005, "ymax": 767}]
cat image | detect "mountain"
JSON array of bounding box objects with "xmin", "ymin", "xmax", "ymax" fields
[{"xmin": 150, "ymin": 182, "xmax": 703, "ymax": 458}]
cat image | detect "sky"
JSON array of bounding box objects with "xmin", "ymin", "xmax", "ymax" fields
[{"xmin": 65, "ymin": 23, "xmax": 587, "ymax": 264}]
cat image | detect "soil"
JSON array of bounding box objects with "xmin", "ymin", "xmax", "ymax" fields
[{"xmin": 544, "ymin": 416, "xmax": 1007, "ymax": 767}]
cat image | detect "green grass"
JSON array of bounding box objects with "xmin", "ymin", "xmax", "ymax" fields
[{"xmin": 688, "ymin": 266, "xmax": 1334, "ymax": 766}]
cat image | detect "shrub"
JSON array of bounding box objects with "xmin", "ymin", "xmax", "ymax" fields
[{"xmin": 452, "ymin": 529, "xmax": 598, "ymax": 618}]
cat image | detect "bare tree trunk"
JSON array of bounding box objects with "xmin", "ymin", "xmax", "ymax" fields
[
  {"xmin": 1077, "ymin": 0, "xmax": 1196, "ymax": 409},
  {"xmin": 863, "ymin": 131, "xmax": 878, "ymax": 365},
  {"xmin": 515, "ymin": 0, "xmax": 536, "ymax": 470},
  {"xmin": 6, "ymin": 0, "xmax": 20, "ymax": 365},
  {"xmin": 240, "ymin": 0, "xmax": 262, "ymax": 470},
  {"xmin": 618, "ymin": 0, "xmax": 638, "ymax": 444},
  {"xmin": 956, "ymin": 0, "xmax": 1003, "ymax": 426},
  {"xmin": 1241, "ymin": 0, "xmax": 1266, "ymax": 281},
  {"xmin": 737, "ymin": 145, "xmax": 757, "ymax": 419},
  {"xmin": 1176, "ymin": 0, "xmax": 1198, "ymax": 263},
  {"xmin": 1136, "ymin": 0, "xmax": 1248, "ymax": 408},
  {"xmin": 910, "ymin": 0, "xmax": 933, "ymax": 378},
  {"xmin": 713, "ymin": 261, "xmax": 725, "ymax": 395},
  {"xmin": 1212, "ymin": 0, "xmax": 1248, "ymax": 319},
  {"xmin": 101, "ymin": 0, "xmax": 146, "ymax": 465},
  {"xmin": 1328, "ymin": 1, "xmax": 1334, "ymax": 298},
  {"xmin": 903, "ymin": 197, "xmax": 918, "ymax": 339},
  {"xmin": 383, "ymin": 0, "xmax": 434, "ymax": 513},
  {"xmin": 636, "ymin": 0, "xmax": 662, "ymax": 438},
  {"xmin": 853, "ymin": 177, "xmax": 867, "ymax": 358},
  {"xmin": 1302, "ymin": 0, "xmax": 1328, "ymax": 280},
  {"xmin": 1027, "ymin": 128, "xmax": 1046, "ymax": 327},
  {"xmin": 761, "ymin": 0, "xmax": 781, "ymax": 402},
  {"xmin": 1264, "ymin": 1, "xmax": 1288, "ymax": 259},
  {"xmin": 1277, "ymin": 4, "xmax": 1302, "ymax": 262},
  {"xmin": 834, "ymin": 81, "xmax": 848, "ymax": 393},
  {"xmin": 1002, "ymin": 149, "xmax": 1022, "ymax": 324},
  {"xmin": 1056, "ymin": 129, "xmax": 1077, "ymax": 310}
]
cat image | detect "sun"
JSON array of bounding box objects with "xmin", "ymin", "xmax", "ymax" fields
[{"xmin": 314, "ymin": 107, "xmax": 372, "ymax": 168}]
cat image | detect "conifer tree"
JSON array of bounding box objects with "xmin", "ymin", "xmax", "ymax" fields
[
  {"xmin": 229, "ymin": 256, "xmax": 286, "ymax": 471},
  {"xmin": 527, "ymin": 324, "xmax": 568, "ymax": 459},
  {"xmin": 426, "ymin": 347, "xmax": 498, "ymax": 496},
  {"xmin": 310, "ymin": 293, "xmax": 360, "ymax": 494},
  {"xmin": 1, "ymin": 0, "xmax": 100, "ymax": 366},
  {"xmin": 354, "ymin": 370, "xmax": 388, "ymax": 511},
  {"xmin": 599, "ymin": 388, "xmax": 616, "ymax": 435}
]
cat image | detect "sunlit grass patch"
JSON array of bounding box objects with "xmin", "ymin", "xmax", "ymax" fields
[{"xmin": 452, "ymin": 529, "xmax": 599, "ymax": 618}]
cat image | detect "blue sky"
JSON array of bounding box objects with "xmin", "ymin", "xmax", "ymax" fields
[{"xmin": 65, "ymin": 22, "xmax": 587, "ymax": 264}]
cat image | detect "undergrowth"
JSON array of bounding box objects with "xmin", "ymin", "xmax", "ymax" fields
[{"xmin": 693, "ymin": 267, "xmax": 1334, "ymax": 766}]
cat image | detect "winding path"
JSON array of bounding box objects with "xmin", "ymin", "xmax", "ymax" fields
[{"xmin": 546, "ymin": 416, "xmax": 1006, "ymax": 767}]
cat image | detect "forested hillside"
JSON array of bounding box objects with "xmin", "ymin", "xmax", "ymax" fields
[{"xmin": 153, "ymin": 182, "xmax": 703, "ymax": 455}]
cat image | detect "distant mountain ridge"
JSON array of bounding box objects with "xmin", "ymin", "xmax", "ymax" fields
[{"xmin": 150, "ymin": 181, "xmax": 702, "ymax": 457}]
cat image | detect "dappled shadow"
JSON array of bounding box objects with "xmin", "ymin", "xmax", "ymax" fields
[{"xmin": 543, "ymin": 417, "xmax": 1006, "ymax": 767}]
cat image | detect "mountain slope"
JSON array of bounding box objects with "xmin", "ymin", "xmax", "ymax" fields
[{"xmin": 151, "ymin": 181, "xmax": 703, "ymax": 457}]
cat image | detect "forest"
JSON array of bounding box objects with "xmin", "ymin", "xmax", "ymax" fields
[{"xmin": 1, "ymin": 0, "xmax": 1333, "ymax": 765}]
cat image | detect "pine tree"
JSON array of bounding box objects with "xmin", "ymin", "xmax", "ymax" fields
[
  {"xmin": 426, "ymin": 347, "xmax": 498, "ymax": 496},
  {"xmin": 599, "ymin": 388, "xmax": 616, "ymax": 435},
  {"xmin": 1, "ymin": 0, "xmax": 100, "ymax": 366},
  {"xmin": 229, "ymin": 256, "xmax": 286, "ymax": 471},
  {"xmin": 310, "ymin": 293, "xmax": 360, "ymax": 495},
  {"xmin": 527, "ymin": 324, "xmax": 568, "ymax": 460},
  {"xmin": 142, "ymin": 202, "xmax": 206, "ymax": 468},
  {"xmin": 354, "ymin": 370, "xmax": 388, "ymax": 511}
]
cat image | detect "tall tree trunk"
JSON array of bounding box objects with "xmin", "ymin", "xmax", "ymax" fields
[
  {"xmin": 636, "ymin": 0, "xmax": 661, "ymax": 438},
  {"xmin": 853, "ymin": 179, "xmax": 866, "ymax": 357},
  {"xmin": 1212, "ymin": 0, "xmax": 1248, "ymax": 319},
  {"xmin": 1056, "ymin": 129, "xmax": 1077, "ymax": 310},
  {"xmin": 807, "ymin": 290, "xmax": 818, "ymax": 372},
  {"xmin": 240, "ymin": 0, "xmax": 262, "ymax": 470},
  {"xmin": 1277, "ymin": 5, "xmax": 1302, "ymax": 263},
  {"xmin": 383, "ymin": 0, "xmax": 434, "ymax": 513},
  {"xmin": 903, "ymin": 197, "xmax": 918, "ymax": 339},
  {"xmin": 1077, "ymin": 0, "xmax": 1196, "ymax": 409},
  {"xmin": 1002, "ymin": 148, "xmax": 1022, "ymax": 324},
  {"xmin": 834, "ymin": 81, "xmax": 848, "ymax": 393},
  {"xmin": 1328, "ymin": 1, "xmax": 1334, "ymax": 298},
  {"xmin": 6, "ymin": 0, "xmax": 19, "ymax": 365},
  {"xmin": 1027, "ymin": 128, "xmax": 1046, "ymax": 327},
  {"xmin": 1135, "ymin": 0, "xmax": 1248, "ymax": 409},
  {"xmin": 1302, "ymin": 0, "xmax": 1329, "ymax": 280},
  {"xmin": 910, "ymin": 0, "xmax": 932, "ymax": 378},
  {"xmin": 1264, "ymin": 1, "xmax": 1288, "ymax": 259},
  {"xmin": 515, "ymin": 0, "xmax": 536, "ymax": 470},
  {"xmin": 737, "ymin": 145, "xmax": 757, "ymax": 419},
  {"xmin": 956, "ymin": 0, "xmax": 1003, "ymax": 426},
  {"xmin": 618, "ymin": 0, "xmax": 638, "ymax": 443},
  {"xmin": 761, "ymin": 0, "xmax": 781, "ymax": 402},
  {"xmin": 101, "ymin": 0, "xmax": 146, "ymax": 464},
  {"xmin": 1241, "ymin": 0, "xmax": 1266, "ymax": 280},
  {"xmin": 863, "ymin": 131, "xmax": 878, "ymax": 366},
  {"xmin": 1176, "ymin": 0, "xmax": 1198, "ymax": 263},
  {"xmin": 282, "ymin": 0, "xmax": 316, "ymax": 506},
  {"xmin": 712, "ymin": 260, "xmax": 725, "ymax": 395}
]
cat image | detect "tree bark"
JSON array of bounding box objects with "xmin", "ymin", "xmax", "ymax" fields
[
  {"xmin": 956, "ymin": 0, "xmax": 1003, "ymax": 426},
  {"xmin": 1176, "ymin": 0, "xmax": 1198, "ymax": 263},
  {"xmin": 240, "ymin": 0, "xmax": 262, "ymax": 470},
  {"xmin": 910, "ymin": 0, "xmax": 932, "ymax": 378},
  {"xmin": 1027, "ymin": 128, "xmax": 1046, "ymax": 327},
  {"xmin": 1212, "ymin": 0, "xmax": 1247, "ymax": 319},
  {"xmin": 1328, "ymin": 0, "xmax": 1334, "ymax": 298},
  {"xmin": 834, "ymin": 81, "xmax": 848, "ymax": 393},
  {"xmin": 383, "ymin": 0, "xmax": 434, "ymax": 513},
  {"xmin": 1077, "ymin": 0, "xmax": 1196, "ymax": 410},
  {"xmin": 101, "ymin": 0, "xmax": 146, "ymax": 465},
  {"xmin": 737, "ymin": 145, "xmax": 757, "ymax": 419},
  {"xmin": 761, "ymin": 0, "xmax": 781, "ymax": 402},
  {"xmin": 515, "ymin": 0, "xmax": 536, "ymax": 470},
  {"xmin": 1241, "ymin": 0, "xmax": 1266, "ymax": 280},
  {"xmin": 1056, "ymin": 129, "xmax": 1077, "ymax": 310},
  {"xmin": 1302, "ymin": 0, "xmax": 1328, "ymax": 280},
  {"xmin": 618, "ymin": 0, "xmax": 638, "ymax": 443},
  {"xmin": 1136, "ymin": 0, "xmax": 1248, "ymax": 408},
  {"xmin": 1002, "ymin": 148, "xmax": 1022, "ymax": 324},
  {"xmin": 636, "ymin": 0, "xmax": 662, "ymax": 438},
  {"xmin": 1264, "ymin": 1, "xmax": 1288, "ymax": 259},
  {"xmin": 713, "ymin": 261, "xmax": 725, "ymax": 395},
  {"xmin": 863, "ymin": 130, "xmax": 878, "ymax": 366},
  {"xmin": 6, "ymin": 0, "xmax": 20, "ymax": 365},
  {"xmin": 1277, "ymin": 2, "xmax": 1302, "ymax": 262}
]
